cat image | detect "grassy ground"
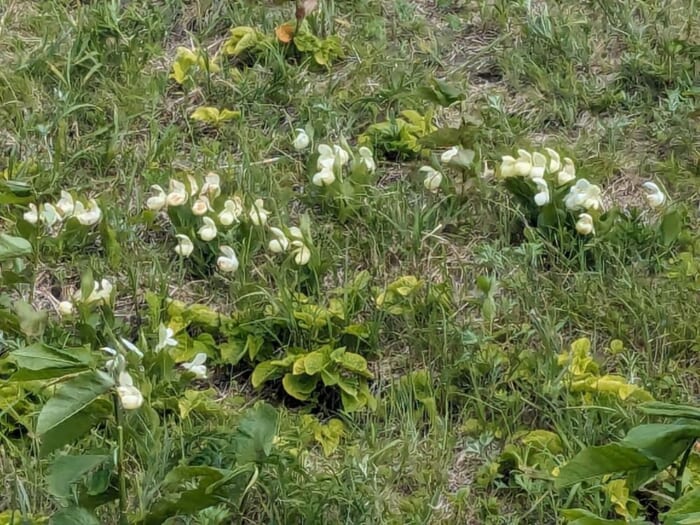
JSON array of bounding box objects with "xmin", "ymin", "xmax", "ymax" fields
[{"xmin": 1, "ymin": 0, "xmax": 699, "ymax": 523}]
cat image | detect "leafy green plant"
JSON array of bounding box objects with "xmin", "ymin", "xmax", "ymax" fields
[
  {"xmin": 557, "ymin": 402, "xmax": 700, "ymax": 524},
  {"xmin": 359, "ymin": 109, "xmax": 437, "ymax": 159}
]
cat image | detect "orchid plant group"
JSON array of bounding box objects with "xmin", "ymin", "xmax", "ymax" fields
[{"xmin": 23, "ymin": 190, "xmax": 103, "ymax": 232}]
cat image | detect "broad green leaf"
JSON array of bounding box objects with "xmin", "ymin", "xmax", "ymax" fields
[
  {"xmin": 282, "ymin": 373, "xmax": 318, "ymax": 401},
  {"xmin": 0, "ymin": 233, "xmax": 32, "ymax": 261},
  {"xmin": 303, "ymin": 350, "xmax": 329, "ymax": 375},
  {"xmin": 251, "ymin": 361, "xmax": 282, "ymax": 388},
  {"xmin": 338, "ymin": 352, "xmax": 372, "ymax": 377},
  {"xmin": 37, "ymin": 371, "xmax": 114, "ymax": 455},
  {"xmin": 49, "ymin": 507, "xmax": 100, "ymax": 525},
  {"xmin": 660, "ymin": 209, "xmax": 682, "ymax": 246},
  {"xmin": 47, "ymin": 455, "xmax": 110, "ymax": 500},
  {"xmin": 14, "ymin": 300, "xmax": 48, "ymax": 338},
  {"xmin": 621, "ymin": 423, "xmax": 700, "ymax": 469},
  {"xmin": 233, "ymin": 402, "xmax": 278, "ymax": 464},
  {"xmin": 12, "ymin": 344, "xmax": 90, "ymax": 370},
  {"xmin": 640, "ymin": 402, "xmax": 700, "ymax": 421},
  {"xmin": 190, "ymin": 107, "xmax": 220, "ymax": 123},
  {"xmin": 292, "ymin": 356, "xmax": 307, "ymax": 375},
  {"xmin": 555, "ymin": 443, "xmax": 655, "ymax": 488},
  {"xmin": 313, "ymin": 418, "xmax": 345, "ymax": 457},
  {"xmin": 218, "ymin": 109, "xmax": 241, "ymax": 121},
  {"xmin": 220, "ymin": 339, "xmax": 246, "ymax": 365},
  {"xmin": 664, "ymin": 487, "xmax": 700, "ymax": 525}
]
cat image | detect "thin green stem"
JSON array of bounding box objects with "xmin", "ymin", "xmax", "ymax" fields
[
  {"xmin": 113, "ymin": 393, "xmax": 128, "ymax": 525},
  {"xmin": 675, "ymin": 441, "xmax": 694, "ymax": 500}
]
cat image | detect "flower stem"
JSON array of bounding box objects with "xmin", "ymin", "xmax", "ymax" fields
[
  {"xmin": 675, "ymin": 441, "xmax": 694, "ymax": 500},
  {"xmin": 113, "ymin": 393, "xmax": 128, "ymax": 525}
]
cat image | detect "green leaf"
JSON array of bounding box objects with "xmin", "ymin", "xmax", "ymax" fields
[
  {"xmin": 37, "ymin": 371, "xmax": 114, "ymax": 455},
  {"xmin": 660, "ymin": 209, "xmax": 683, "ymax": 246},
  {"xmin": 639, "ymin": 402, "xmax": 700, "ymax": 421},
  {"xmin": 47, "ymin": 455, "xmax": 110, "ymax": 500},
  {"xmin": 621, "ymin": 423, "xmax": 700, "ymax": 470},
  {"xmin": 303, "ymin": 350, "xmax": 329, "ymax": 375},
  {"xmin": 664, "ymin": 487, "xmax": 700, "ymax": 525},
  {"xmin": 233, "ymin": 402, "xmax": 278, "ymax": 464},
  {"xmin": 251, "ymin": 361, "xmax": 283, "ymax": 388},
  {"xmin": 282, "ymin": 373, "xmax": 318, "ymax": 401},
  {"xmin": 14, "ymin": 301, "xmax": 48, "ymax": 338},
  {"xmin": 0, "ymin": 233, "xmax": 32, "ymax": 261},
  {"xmin": 220, "ymin": 339, "xmax": 246, "ymax": 365},
  {"xmin": 560, "ymin": 508, "xmax": 626, "ymax": 525},
  {"xmin": 338, "ymin": 352, "xmax": 372, "ymax": 377},
  {"xmin": 190, "ymin": 107, "xmax": 220, "ymax": 123},
  {"xmin": 49, "ymin": 507, "xmax": 100, "ymax": 525},
  {"xmin": 555, "ymin": 443, "xmax": 655, "ymax": 488},
  {"xmin": 12, "ymin": 344, "xmax": 91, "ymax": 370}
]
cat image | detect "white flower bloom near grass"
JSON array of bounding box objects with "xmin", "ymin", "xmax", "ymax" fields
[
  {"xmin": 642, "ymin": 182, "xmax": 666, "ymax": 208},
  {"xmin": 198, "ymin": 217, "xmax": 218, "ymax": 241},
  {"xmin": 293, "ymin": 128, "xmax": 310, "ymax": 150},
  {"xmin": 117, "ymin": 372, "xmax": 143, "ymax": 410},
  {"xmin": 217, "ymin": 245, "xmax": 239, "ymax": 273},
  {"xmin": 174, "ymin": 234, "xmax": 194, "ymax": 256},
  {"xmin": 421, "ymin": 166, "xmax": 443, "ymax": 192},
  {"xmin": 182, "ymin": 353, "xmax": 208, "ymax": 379}
]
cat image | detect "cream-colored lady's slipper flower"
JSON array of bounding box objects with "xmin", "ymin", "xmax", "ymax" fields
[
  {"xmin": 533, "ymin": 178, "xmax": 550, "ymax": 206},
  {"xmin": 545, "ymin": 148, "xmax": 561, "ymax": 173},
  {"xmin": 293, "ymin": 128, "xmax": 310, "ymax": 150},
  {"xmin": 217, "ymin": 245, "xmax": 239, "ymax": 273},
  {"xmin": 181, "ymin": 353, "xmax": 208, "ymax": 379},
  {"xmin": 166, "ymin": 179, "xmax": 188, "ymax": 207},
  {"xmin": 198, "ymin": 217, "xmax": 218, "ymax": 241},
  {"xmin": 421, "ymin": 166, "xmax": 442, "ymax": 192},
  {"xmin": 287, "ymin": 226, "xmax": 303, "ymax": 240},
  {"xmin": 268, "ymin": 227, "xmax": 289, "ymax": 253},
  {"xmin": 146, "ymin": 185, "xmax": 167, "ymax": 211},
  {"xmin": 530, "ymin": 152, "xmax": 547, "ymax": 179},
  {"xmin": 514, "ymin": 149, "xmax": 533, "ymax": 176},
  {"xmin": 155, "ymin": 324, "xmax": 178, "ymax": 352},
  {"xmin": 358, "ymin": 146, "xmax": 376, "ymax": 173},
  {"xmin": 55, "ymin": 190, "xmax": 75, "ymax": 217},
  {"xmin": 117, "ymin": 372, "xmax": 143, "ymax": 410},
  {"xmin": 575, "ymin": 213, "xmax": 595, "ymax": 235},
  {"xmin": 333, "ymin": 145, "xmax": 349, "ymax": 166},
  {"xmin": 557, "ymin": 158, "xmax": 576, "ymax": 186},
  {"xmin": 191, "ymin": 195, "xmax": 212, "ymax": 216},
  {"xmin": 248, "ymin": 199, "xmax": 269, "ymax": 226},
  {"xmin": 103, "ymin": 347, "xmax": 125, "ymax": 373},
  {"xmin": 186, "ymin": 174, "xmax": 199, "ymax": 197},
  {"xmin": 201, "ymin": 172, "xmax": 221, "ymax": 198},
  {"xmin": 119, "ymin": 338, "xmax": 144, "ymax": 358},
  {"xmin": 218, "ymin": 197, "xmax": 243, "ymax": 225},
  {"xmin": 291, "ymin": 240, "xmax": 311, "ymax": 265},
  {"xmin": 441, "ymin": 146, "xmax": 459, "ymax": 164},
  {"xmin": 74, "ymin": 199, "xmax": 102, "ymax": 225},
  {"xmin": 564, "ymin": 179, "xmax": 603, "ymax": 211},
  {"xmin": 82, "ymin": 278, "xmax": 113, "ymax": 305},
  {"xmin": 174, "ymin": 234, "xmax": 194, "ymax": 257},
  {"xmin": 642, "ymin": 182, "xmax": 666, "ymax": 208},
  {"xmin": 23, "ymin": 203, "xmax": 39, "ymax": 224},
  {"xmin": 57, "ymin": 300, "xmax": 74, "ymax": 317},
  {"xmin": 312, "ymin": 167, "xmax": 336, "ymax": 186},
  {"xmin": 317, "ymin": 144, "xmax": 336, "ymax": 170},
  {"xmin": 500, "ymin": 155, "xmax": 517, "ymax": 178}
]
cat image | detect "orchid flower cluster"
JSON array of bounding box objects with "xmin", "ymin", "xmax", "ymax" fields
[
  {"xmin": 267, "ymin": 225, "xmax": 312, "ymax": 265},
  {"xmin": 102, "ymin": 324, "xmax": 207, "ymax": 410},
  {"xmin": 23, "ymin": 190, "xmax": 103, "ymax": 232},
  {"xmin": 497, "ymin": 149, "xmax": 669, "ymax": 236},
  {"xmin": 310, "ymin": 141, "xmax": 376, "ymax": 188}
]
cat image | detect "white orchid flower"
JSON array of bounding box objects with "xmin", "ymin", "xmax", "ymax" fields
[
  {"xmin": 57, "ymin": 300, "xmax": 74, "ymax": 317},
  {"xmin": 358, "ymin": 146, "xmax": 376, "ymax": 173},
  {"xmin": 420, "ymin": 166, "xmax": 442, "ymax": 192},
  {"xmin": 514, "ymin": 149, "xmax": 533, "ymax": 176},
  {"xmin": 293, "ymin": 128, "xmax": 310, "ymax": 150},
  {"xmin": 201, "ymin": 172, "xmax": 221, "ymax": 199},
  {"xmin": 288, "ymin": 226, "xmax": 303, "ymax": 240},
  {"xmin": 191, "ymin": 195, "xmax": 212, "ymax": 216},
  {"xmin": 174, "ymin": 234, "xmax": 194, "ymax": 257},
  {"xmin": 248, "ymin": 199, "xmax": 269, "ymax": 226},
  {"xmin": 333, "ymin": 145, "xmax": 349, "ymax": 166},
  {"xmin": 103, "ymin": 347, "xmax": 125, "ymax": 373},
  {"xmin": 642, "ymin": 182, "xmax": 666, "ymax": 208},
  {"xmin": 268, "ymin": 227, "xmax": 289, "ymax": 253},
  {"xmin": 166, "ymin": 179, "xmax": 188, "ymax": 207},
  {"xmin": 117, "ymin": 371, "xmax": 144, "ymax": 410},
  {"xmin": 530, "ymin": 152, "xmax": 547, "ymax": 179},
  {"xmin": 74, "ymin": 199, "xmax": 102, "ymax": 225},
  {"xmin": 564, "ymin": 179, "xmax": 603, "ymax": 211},
  {"xmin": 312, "ymin": 167, "xmax": 336, "ymax": 186},
  {"xmin": 186, "ymin": 174, "xmax": 199, "ymax": 197},
  {"xmin": 146, "ymin": 185, "xmax": 167, "ymax": 211},
  {"xmin": 557, "ymin": 158, "xmax": 576, "ymax": 186},
  {"xmin": 119, "ymin": 337, "xmax": 144, "ymax": 358},
  {"xmin": 23, "ymin": 203, "xmax": 39, "ymax": 224},
  {"xmin": 198, "ymin": 217, "xmax": 218, "ymax": 241},
  {"xmin": 155, "ymin": 324, "xmax": 178, "ymax": 352},
  {"xmin": 545, "ymin": 148, "xmax": 561, "ymax": 173},
  {"xmin": 218, "ymin": 197, "xmax": 244, "ymax": 225},
  {"xmin": 182, "ymin": 353, "xmax": 208, "ymax": 379},
  {"xmin": 575, "ymin": 213, "xmax": 595, "ymax": 235},
  {"xmin": 291, "ymin": 240, "xmax": 311, "ymax": 265},
  {"xmin": 217, "ymin": 245, "xmax": 239, "ymax": 273},
  {"xmin": 533, "ymin": 178, "xmax": 550, "ymax": 206},
  {"xmin": 441, "ymin": 146, "xmax": 460, "ymax": 164},
  {"xmin": 80, "ymin": 278, "xmax": 113, "ymax": 305},
  {"xmin": 499, "ymin": 155, "xmax": 517, "ymax": 178},
  {"xmin": 55, "ymin": 191, "xmax": 75, "ymax": 217},
  {"xmin": 317, "ymin": 144, "xmax": 336, "ymax": 170}
]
